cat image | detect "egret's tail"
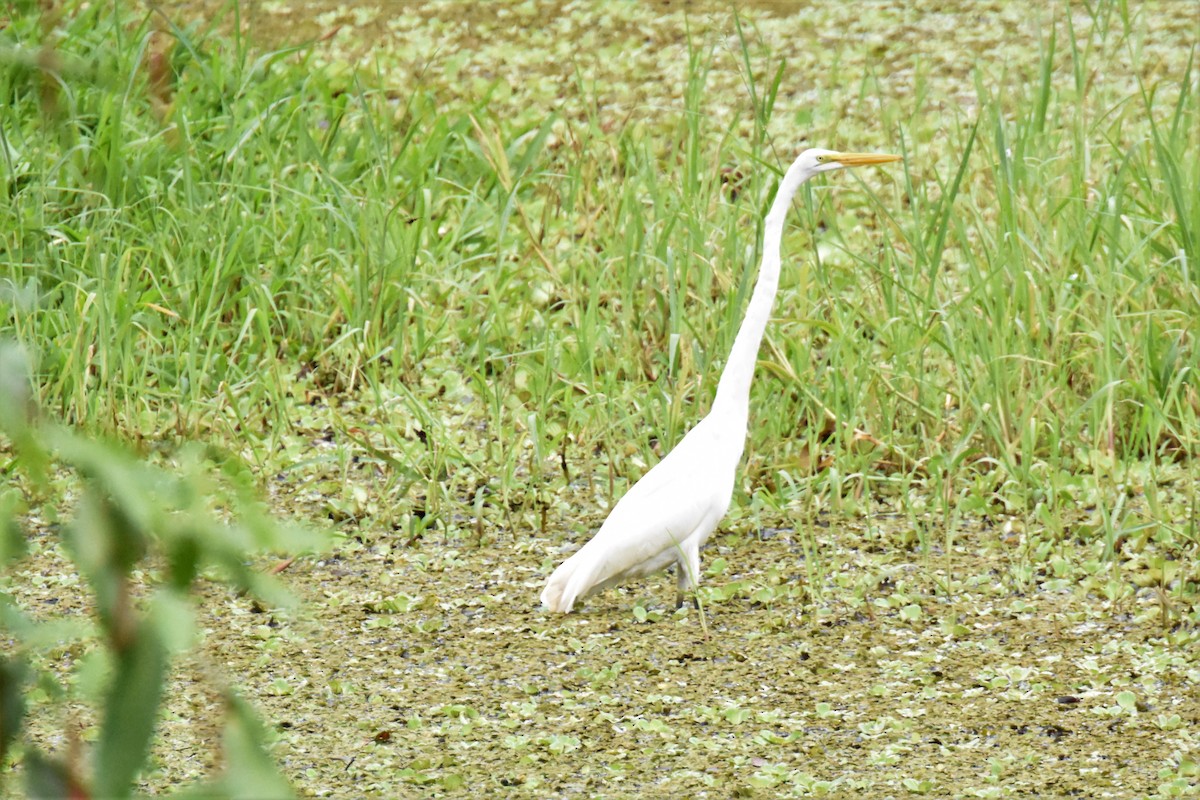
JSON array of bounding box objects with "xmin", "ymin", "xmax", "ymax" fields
[{"xmin": 541, "ymin": 555, "xmax": 587, "ymax": 613}]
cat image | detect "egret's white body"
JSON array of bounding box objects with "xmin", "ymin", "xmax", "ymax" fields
[{"xmin": 541, "ymin": 149, "xmax": 901, "ymax": 613}]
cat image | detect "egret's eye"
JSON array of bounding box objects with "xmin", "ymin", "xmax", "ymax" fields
[{"xmin": 815, "ymin": 155, "xmax": 827, "ymax": 163}]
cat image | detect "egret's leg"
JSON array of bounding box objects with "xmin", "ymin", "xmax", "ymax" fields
[{"xmin": 674, "ymin": 541, "xmax": 702, "ymax": 610}]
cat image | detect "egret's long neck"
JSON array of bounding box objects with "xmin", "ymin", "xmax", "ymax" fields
[{"xmin": 710, "ymin": 162, "xmax": 812, "ymax": 427}]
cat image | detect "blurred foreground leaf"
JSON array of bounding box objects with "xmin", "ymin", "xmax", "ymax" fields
[
  {"xmin": 1, "ymin": 339, "xmax": 327, "ymax": 797},
  {"xmin": 94, "ymin": 626, "xmax": 167, "ymax": 798}
]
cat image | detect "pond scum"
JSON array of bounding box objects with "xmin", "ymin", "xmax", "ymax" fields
[{"xmin": 1, "ymin": 0, "xmax": 1199, "ymax": 797}]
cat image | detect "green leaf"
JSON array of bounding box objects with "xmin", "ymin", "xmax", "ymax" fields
[
  {"xmin": 0, "ymin": 341, "xmax": 46, "ymax": 484},
  {"xmin": 24, "ymin": 749, "xmax": 79, "ymax": 800},
  {"xmin": 705, "ymin": 557, "xmax": 728, "ymax": 576},
  {"xmin": 0, "ymin": 490, "xmax": 27, "ymax": 567},
  {"xmin": 94, "ymin": 624, "xmax": 166, "ymax": 798},
  {"xmin": 166, "ymin": 533, "xmax": 202, "ymax": 591},
  {"xmin": 147, "ymin": 589, "xmax": 197, "ymax": 655},
  {"xmin": 0, "ymin": 657, "xmax": 26, "ymax": 768},
  {"xmin": 222, "ymin": 693, "xmax": 295, "ymax": 800}
]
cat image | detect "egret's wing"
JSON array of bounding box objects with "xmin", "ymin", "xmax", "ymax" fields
[{"xmin": 542, "ymin": 416, "xmax": 740, "ymax": 611}]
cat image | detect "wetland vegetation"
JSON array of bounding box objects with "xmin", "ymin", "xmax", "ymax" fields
[{"xmin": 2, "ymin": 0, "xmax": 1199, "ymax": 797}]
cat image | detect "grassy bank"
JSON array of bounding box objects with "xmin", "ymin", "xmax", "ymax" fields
[{"xmin": 4, "ymin": 2, "xmax": 1197, "ymax": 529}]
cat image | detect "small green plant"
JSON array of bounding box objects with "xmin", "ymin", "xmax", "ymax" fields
[{"xmin": 1, "ymin": 340, "xmax": 325, "ymax": 797}]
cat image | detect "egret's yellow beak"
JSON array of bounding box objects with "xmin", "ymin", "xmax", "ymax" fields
[{"xmin": 830, "ymin": 152, "xmax": 903, "ymax": 166}]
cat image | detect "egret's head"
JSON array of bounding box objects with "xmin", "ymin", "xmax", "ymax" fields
[{"xmin": 798, "ymin": 148, "xmax": 903, "ymax": 175}]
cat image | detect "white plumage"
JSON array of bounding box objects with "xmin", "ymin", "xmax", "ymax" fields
[{"xmin": 542, "ymin": 148, "xmax": 901, "ymax": 613}]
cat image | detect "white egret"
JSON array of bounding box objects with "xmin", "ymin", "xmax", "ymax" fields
[{"xmin": 541, "ymin": 149, "xmax": 902, "ymax": 613}]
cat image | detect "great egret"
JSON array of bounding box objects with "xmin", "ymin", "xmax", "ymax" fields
[{"xmin": 541, "ymin": 149, "xmax": 902, "ymax": 613}]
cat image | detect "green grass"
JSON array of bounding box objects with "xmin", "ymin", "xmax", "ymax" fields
[
  {"xmin": 1, "ymin": 1, "xmax": 1197, "ymax": 545},
  {"xmin": 0, "ymin": 4, "xmax": 1195, "ymax": 566}
]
